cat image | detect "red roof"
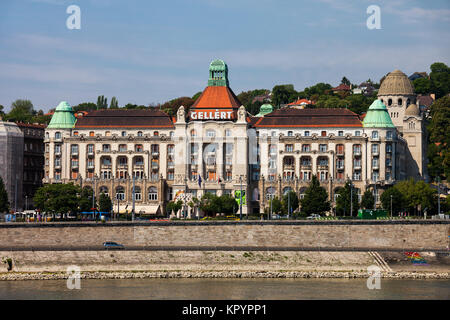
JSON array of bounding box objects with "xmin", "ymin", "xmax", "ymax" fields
[
  {"xmin": 332, "ymin": 84, "xmax": 351, "ymax": 91},
  {"xmin": 253, "ymin": 108, "xmax": 362, "ymax": 128},
  {"xmin": 287, "ymin": 98, "xmax": 315, "ymax": 106},
  {"xmin": 189, "ymin": 86, "xmax": 242, "ymax": 120}
]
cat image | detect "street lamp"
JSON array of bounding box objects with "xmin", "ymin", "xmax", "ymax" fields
[
  {"xmin": 349, "ymin": 177, "xmax": 353, "ymax": 218},
  {"xmin": 184, "ymin": 176, "xmax": 188, "ymax": 219},
  {"xmin": 390, "ymin": 194, "xmax": 393, "ymax": 218},
  {"xmin": 239, "ymin": 176, "xmax": 243, "ymax": 220}
]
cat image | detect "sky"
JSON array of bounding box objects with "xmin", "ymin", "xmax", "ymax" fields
[{"xmin": 0, "ymin": 0, "xmax": 449, "ymax": 112}]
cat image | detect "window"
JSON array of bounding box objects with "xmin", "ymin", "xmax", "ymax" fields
[
  {"xmin": 321, "ymin": 131, "xmax": 327, "ymax": 137},
  {"xmin": 206, "ymin": 129, "xmax": 215, "ymax": 137},
  {"xmin": 167, "ymin": 144, "xmax": 175, "ymax": 155},
  {"xmin": 55, "ymin": 132, "xmax": 61, "ymax": 139},
  {"xmin": 105, "ymin": 131, "xmax": 111, "ymax": 137},
  {"xmin": 336, "ymin": 144, "xmax": 344, "ymax": 155},
  {"xmin": 135, "ymin": 144, "xmax": 143, "ymax": 152},
  {"xmin": 167, "ymin": 171, "xmax": 174, "ymax": 181},
  {"xmin": 271, "ymin": 131, "xmax": 276, "ymax": 137},
  {"xmin": 353, "ymin": 171, "xmax": 361, "ymax": 181},
  {"xmin": 338, "ymin": 131, "xmax": 343, "ymax": 137},
  {"xmin": 304, "ymin": 131, "xmax": 310, "ymax": 137},
  {"xmin": 99, "ymin": 186, "xmax": 109, "ymax": 197},
  {"xmin": 386, "ymin": 131, "xmax": 393, "ymax": 139},
  {"xmin": 132, "ymin": 187, "xmax": 142, "ymax": 201},
  {"xmin": 225, "ymin": 129, "xmax": 231, "ymax": 137},
  {"xmin": 151, "ymin": 144, "xmax": 159, "ymax": 154},
  {"xmin": 398, "ymin": 98, "xmax": 403, "ymax": 106},
  {"xmin": 148, "ymin": 187, "xmax": 158, "ymax": 201},
  {"xmin": 372, "ymin": 131, "xmax": 379, "ymax": 139},
  {"xmin": 302, "ymin": 144, "xmax": 311, "ymax": 152},
  {"xmin": 285, "ymin": 144, "xmax": 293, "ymax": 152},
  {"xmin": 319, "ymin": 144, "xmax": 327, "ymax": 152},
  {"xmin": 153, "ymin": 131, "xmax": 159, "ymax": 136},
  {"xmin": 287, "ymin": 131, "xmax": 293, "ymax": 137},
  {"xmin": 386, "ymin": 144, "xmax": 392, "ymax": 153},
  {"xmin": 137, "ymin": 131, "xmax": 143, "ymax": 137},
  {"xmin": 89, "ymin": 131, "xmax": 95, "ymax": 137},
  {"xmin": 55, "ymin": 145, "xmax": 61, "ymax": 154},
  {"xmin": 87, "ymin": 144, "xmax": 94, "ymax": 153},
  {"xmin": 190, "ymin": 129, "xmax": 197, "ymax": 137},
  {"xmin": 388, "ymin": 99, "xmax": 392, "ymax": 106},
  {"xmin": 102, "ymin": 144, "xmax": 111, "ymax": 152},
  {"xmin": 372, "ymin": 157, "xmax": 379, "ymax": 167},
  {"xmin": 119, "ymin": 144, "xmax": 127, "ymax": 152},
  {"xmin": 116, "ymin": 187, "xmax": 125, "ymax": 200},
  {"xmin": 101, "ymin": 157, "xmax": 111, "ymax": 166},
  {"xmin": 71, "ymin": 145, "xmax": 78, "ymax": 154},
  {"xmin": 73, "ymin": 131, "xmax": 79, "ymax": 136},
  {"xmin": 355, "ymin": 131, "xmax": 361, "ymax": 136},
  {"xmin": 269, "ymin": 144, "xmax": 277, "ymax": 156},
  {"xmin": 372, "ymin": 171, "xmax": 379, "ymax": 181},
  {"xmin": 353, "ymin": 144, "xmax": 361, "ymax": 154},
  {"xmin": 269, "ymin": 158, "xmax": 276, "ymax": 169},
  {"xmin": 121, "ymin": 131, "xmax": 126, "ymax": 137},
  {"xmin": 372, "ymin": 144, "xmax": 379, "ymax": 154},
  {"xmin": 170, "ymin": 131, "xmax": 174, "ymax": 138}
]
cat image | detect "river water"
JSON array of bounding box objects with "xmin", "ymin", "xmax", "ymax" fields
[{"xmin": 0, "ymin": 278, "xmax": 449, "ymax": 299}]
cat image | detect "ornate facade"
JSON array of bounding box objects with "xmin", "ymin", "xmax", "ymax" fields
[{"xmin": 44, "ymin": 60, "xmax": 420, "ymax": 216}]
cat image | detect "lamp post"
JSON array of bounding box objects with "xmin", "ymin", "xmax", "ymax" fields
[
  {"xmin": 437, "ymin": 177, "xmax": 441, "ymax": 215},
  {"xmin": 184, "ymin": 176, "xmax": 188, "ymax": 219},
  {"xmin": 390, "ymin": 194, "xmax": 393, "ymax": 218},
  {"xmin": 373, "ymin": 179, "xmax": 377, "ymax": 210},
  {"xmin": 287, "ymin": 189, "xmax": 290, "ymax": 220},
  {"xmin": 239, "ymin": 175, "xmax": 242, "ymax": 220},
  {"xmin": 350, "ymin": 177, "xmax": 353, "ymax": 218},
  {"xmin": 132, "ymin": 175, "xmax": 135, "ymax": 221}
]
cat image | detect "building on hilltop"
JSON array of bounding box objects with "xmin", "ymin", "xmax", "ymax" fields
[
  {"xmin": 44, "ymin": 60, "xmax": 421, "ymax": 216},
  {"xmin": 377, "ymin": 69, "xmax": 427, "ymax": 180}
]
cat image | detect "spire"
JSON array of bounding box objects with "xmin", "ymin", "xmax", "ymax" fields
[{"xmin": 208, "ymin": 59, "xmax": 229, "ymax": 87}]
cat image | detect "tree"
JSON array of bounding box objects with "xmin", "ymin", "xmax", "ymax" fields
[
  {"xmin": 335, "ymin": 180, "xmax": 359, "ymax": 217},
  {"xmin": 0, "ymin": 105, "xmax": 4, "ymax": 117},
  {"xmin": 429, "ymin": 62, "xmax": 450, "ymax": 99},
  {"xmin": 268, "ymin": 197, "xmax": 282, "ymax": 215},
  {"xmin": 99, "ymin": 193, "xmax": 112, "ymax": 213},
  {"xmin": 219, "ymin": 194, "xmax": 238, "ymax": 215},
  {"xmin": 413, "ymin": 77, "xmax": 431, "ymax": 95},
  {"xmin": 281, "ymin": 191, "xmax": 299, "ymax": 215},
  {"xmin": 395, "ymin": 178, "xmax": 437, "ymax": 215},
  {"xmin": 360, "ymin": 190, "xmax": 375, "ymax": 210},
  {"xmin": 33, "ymin": 183, "xmax": 81, "ymax": 217},
  {"xmin": 79, "ymin": 186, "xmax": 95, "ymax": 212},
  {"xmin": 341, "ymin": 76, "xmax": 351, "ymax": 86},
  {"xmin": 0, "ymin": 176, "xmax": 9, "ymax": 213},
  {"xmin": 166, "ymin": 200, "xmax": 183, "ymax": 215},
  {"xmin": 192, "ymin": 91, "xmax": 202, "ymax": 101},
  {"xmin": 381, "ymin": 187, "xmax": 405, "ymax": 216},
  {"xmin": 199, "ymin": 193, "xmax": 221, "ymax": 216},
  {"xmin": 110, "ymin": 97, "xmax": 119, "ymax": 109},
  {"xmin": 426, "ymin": 96, "xmax": 450, "ymax": 180},
  {"xmin": 5, "ymin": 99, "xmax": 34, "ymax": 122},
  {"xmin": 272, "ymin": 84, "xmax": 297, "ymax": 107},
  {"xmin": 299, "ymin": 175, "xmax": 330, "ymax": 215},
  {"xmin": 73, "ymin": 102, "xmax": 97, "ymax": 112},
  {"xmin": 97, "ymin": 95, "xmax": 108, "ymax": 109}
]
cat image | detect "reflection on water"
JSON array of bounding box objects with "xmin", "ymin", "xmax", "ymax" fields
[{"xmin": 0, "ymin": 278, "xmax": 448, "ymax": 300}]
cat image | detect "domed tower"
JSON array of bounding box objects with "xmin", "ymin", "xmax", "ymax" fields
[{"xmin": 377, "ymin": 69, "xmax": 416, "ymax": 130}]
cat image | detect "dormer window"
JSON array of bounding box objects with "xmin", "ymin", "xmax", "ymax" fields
[{"xmin": 121, "ymin": 131, "xmax": 126, "ymax": 137}]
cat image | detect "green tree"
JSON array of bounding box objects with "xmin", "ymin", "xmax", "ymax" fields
[
  {"xmin": 380, "ymin": 187, "xmax": 405, "ymax": 216},
  {"xmin": 166, "ymin": 200, "xmax": 183, "ymax": 216},
  {"xmin": 192, "ymin": 91, "xmax": 202, "ymax": 101},
  {"xmin": 395, "ymin": 178, "xmax": 437, "ymax": 215},
  {"xmin": 199, "ymin": 193, "xmax": 221, "ymax": 216},
  {"xmin": 299, "ymin": 175, "xmax": 330, "ymax": 215},
  {"xmin": 268, "ymin": 197, "xmax": 282, "ymax": 215},
  {"xmin": 97, "ymin": 95, "xmax": 108, "ymax": 109},
  {"xmin": 219, "ymin": 194, "xmax": 238, "ymax": 215},
  {"xmin": 272, "ymin": 84, "xmax": 297, "ymax": 107},
  {"xmin": 413, "ymin": 77, "xmax": 431, "ymax": 95},
  {"xmin": 98, "ymin": 193, "xmax": 112, "ymax": 212},
  {"xmin": 78, "ymin": 186, "xmax": 95, "ymax": 212},
  {"xmin": 33, "ymin": 183, "xmax": 81, "ymax": 217},
  {"xmin": 0, "ymin": 176, "xmax": 10, "ymax": 213},
  {"xmin": 73, "ymin": 102, "xmax": 97, "ymax": 112},
  {"xmin": 5, "ymin": 99, "xmax": 34, "ymax": 122},
  {"xmin": 360, "ymin": 190, "xmax": 375, "ymax": 209},
  {"xmin": 281, "ymin": 191, "xmax": 299, "ymax": 215},
  {"xmin": 341, "ymin": 76, "xmax": 351, "ymax": 86},
  {"xmin": 110, "ymin": 97, "xmax": 119, "ymax": 109},
  {"xmin": 429, "ymin": 62, "xmax": 450, "ymax": 99},
  {"xmin": 426, "ymin": 96, "xmax": 450, "ymax": 180},
  {"xmin": 0, "ymin": 105, "xmax": 4, "ymax": 117},
  {"xmin": 335, "ymin": 180, "xmax": 359, "ymax": 217}
]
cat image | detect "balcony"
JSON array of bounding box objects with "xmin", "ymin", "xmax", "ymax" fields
[
  {"xmin": 54, "ymin": 150, "xmax": 61, "ymax": 156},
  {"xmin": 353, "ymin": 163, "xmax": 362, "ymax": 169},
  {"xmin": 353, "ymin": 150, "xmax": 361, "ymax": 156},
  {"xmin": 151, "ymin": 151, "xmax": 159, "ymax": 158},
  {"xmin": 101, "ymin": 164, "xmax": 112, "ymax": 169},
  {"xmin": 133, "ymin": 164, "xmax": 144, "ymax": 170},
  {"xmin": 117, "ymin": 164, "xmax": 128, "ymax": 169},
  {"xmin": 71, "ymin": 162, "xmax": 79, "ymax": 169},
  {"xmin": 283, "ymin": 164, "xmax": 295, "ymax": 170},
  {"xmin": 336, "ymin": 164, "xmax": 345, "ymax": 170},
  {"xmin": 167, "ymin": 162, "xmax": 175, "ymax": 169},
  {"xmin": 336, "ymin": 150, "xmax": 345, "ymax": 156},
  {"xmin": 301, "ymin": 164, "xmax": 312, "ymax": 170},
  {"xmin": 372, "ymin": 163, "xmax": 379, "ymax": 169},
  {"xmin": 54, "ymin": 163, "xmax": 61, "ymax": 169},
  {"xmin": 372, "ymin": 151, "xmax": 379, "ymax": 156},
  {"xmin": 87, "ymin": 150, "xmax": 95, "ymax": 157},
  {"xmin": 151, "ymin": 162, "xmax": 159, "ymax": 169},
  {"xmin": 71, "ymin": 151, "xmax": 78, "ymax": 157},
  {"xmin": 87, "ymin": 163, "xmax": 95, "ymax": 170},
  {"xmin": 318, "ymin": 165, "xmax": 329, "ymax": 170}
]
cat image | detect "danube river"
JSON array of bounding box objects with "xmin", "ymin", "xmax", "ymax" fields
[{"xmin": 0, "ymin": 278, "xmax": 449, "ymax": 299}]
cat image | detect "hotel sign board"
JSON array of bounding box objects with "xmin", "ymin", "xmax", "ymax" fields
[{"xmin": 190, "ymin": 109, "xmax": 234, "ymax": 120}]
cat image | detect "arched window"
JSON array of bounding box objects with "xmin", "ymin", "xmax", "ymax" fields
[
  {"xmin": 99, "ymin": 186, "xmax": 109, "ymax": 197},
  {"xmin": 225, "ymin": 129, "xmax": 231, "ymax": 137},
  {"xmin": 148, "ymin": 186, "xmax": 158, "ymax": 201},
  {"xmin": 153, "ymin": 131, "xmax": 159, "ymax": 136},
  {"xmin": 121, "ymin": 131, "xmax": 126, "ymax": 137},
  {"xmin": 89, "ymin": 131, "xmax": 95, "ymax": 137},
  {"xmin": 398, "ymin": 98, "xmax": 403, "ymax": 106},
  {"xmin": 190, "ymin": 129, "xmax": 197, "ymax": 137},
  {"xmin": 283, "ymin": 187, "xmax": 292, "ymax": 195},
  {"xmin": 132, "ymin": 186, "xmax": 142, "ymax": 201},
  {"xmin": 266, "ymin": 187, "xmax": 276, "ymax": 200},
  {"xmin": 73, "ymin": 131, "xmax": 78, "ymax": 136},
  {"xmin": 137, "ymin": 131, "xmax": 143, "ymax": 137},
  {"xmin": 55, "ymin": 132, "xmax": 61, "ymax": 139},
  {"xmin": 287, "ymin": 131, "xmax": 293, "ymax": 137},
  {"xmin": 45, "ymin": 132, "xmax": 49, "ymax": 139},
  {"xmin": 388, "ymin": 99, "xmax": 392, "ymax": 106},
  {"xmin": 116, "ymin": 186, "xmax": 125, "ymax": 200}
]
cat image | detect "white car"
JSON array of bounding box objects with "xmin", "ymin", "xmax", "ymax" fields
[{"xmin": 306, "ymin": 214, "xmax": 321, "ymax": 220}]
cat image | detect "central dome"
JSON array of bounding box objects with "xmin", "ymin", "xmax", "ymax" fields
[{"xmin": 378, "ymin": 69, "xmax": 415, "ymax": 96}]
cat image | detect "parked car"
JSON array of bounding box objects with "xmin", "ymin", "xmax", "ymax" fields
[
  {"xmin": 103, "ymin": 241, "xmax": 124, "ymax": 249},
  {"xmin": 306, "ymin": 214, "xmax": 321, "ymax": 220}
]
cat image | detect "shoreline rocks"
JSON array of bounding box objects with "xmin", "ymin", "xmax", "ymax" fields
[{"xmin": 0, "ymin": 270, "xmax": 449, "ymax": 281}]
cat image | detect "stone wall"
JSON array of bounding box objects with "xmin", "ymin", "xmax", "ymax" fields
[{"xmin": 1, "ymin": 221, "xmax": 448, "ymax": 250}]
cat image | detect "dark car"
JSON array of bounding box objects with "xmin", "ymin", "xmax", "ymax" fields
[{"xmin": 103, "ymin": 241, "xmax": 124, "ymax": 249}]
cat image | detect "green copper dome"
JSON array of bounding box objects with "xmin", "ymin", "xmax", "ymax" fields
[
  {"xmin": 255, "ymin": 103, "xmax": 273, "ymax": 117},
  {"xmin": 208, "ymin": 59, "xmax": 229, "ymax": 87},
  {"xmin": 47, "ymin": 101, "xmax": 76, "ymax": 129},
  {"xmin": 362, "ymin": 99, "xmax": 396, "ymax": 128}
]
